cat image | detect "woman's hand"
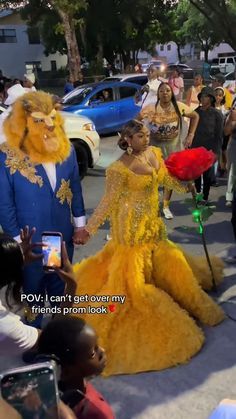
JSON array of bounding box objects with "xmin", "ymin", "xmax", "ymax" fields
[
  {"xmin": 73, "ymin": 227, "xmax": 90, "ymax": 245},
  {"xmin": 54, "ymin": 242, "xmax": 75, "ymax": 284},
  {"xmin": 183, "ymin": 133, "xmax": 194, "ymax": 149},
  {"xmin": 20, "ymin": 226, "xmax": 43, "ymax": 265}
]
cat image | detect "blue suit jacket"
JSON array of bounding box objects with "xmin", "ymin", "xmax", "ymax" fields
[{"xmin": 0, "ymin": 145, "xmax": 85, "ymax": 245}]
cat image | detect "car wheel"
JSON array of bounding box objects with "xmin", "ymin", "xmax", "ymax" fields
[{"xmin": 73, "ymin": 142, "xmax": 89, "ymax": 180}]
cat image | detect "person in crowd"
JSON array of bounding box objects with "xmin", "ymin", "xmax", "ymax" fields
[
  {"xmin": 139, "ymin": 82, "xmax": 199, "ymax": 219},
  {"xmin": 140, "ymin": 64, "xmax": 166, "ymax": 108},
  {"xmin": 186, "ymin": 74, "xmax": 205, "ymax": 110},
  {"xmin": 0, "ymin": 227, "xmax": 77, "ymax": 355},
  {"xmin": 191, "ymin": 86, "xmax": 223, "ymax": 204},
  {"xmin": 0, "ymin": 83, "xmax": 26, "ymax": 143},
  {"xmin": 168, "ymin": 66, "xmax": 184, "ymax": 101},
  {"xmin": 214, "ymin": 87, "xmax": 227, "ymax": 113},
  {"xmin": 23, "ymin": 73, "xmax": 36, "ymax": 92},
  {"xmin": 212, "ymin": 73, "xmax": 233, "ymax": 109},
  {"xmin": 73, "ymin": 73, "xmax": 84, "ymax": 88},
  {"xmin": 214, "ymin": 87, "xmax": 230, "ymax": 190},
  {"xmin": 69, "ymin": 120, "xmax": 224, "ymax": 377},
  {"xmin": 64, "ymin": 77, "xmax": 74, "ymax": 95},
  {"xmin": 37, "ymin": 317, "xmax": 115, "ymax": 419},
  {"xmin": 224, "ymin": 69, "xmax": 236, "ymax": 100},
  {"xmin": 224, "ymin": 101, "xmax": 236, "ymax": 260},
  {"xmin": 134, "ymin": 63, "xmax": 143, "ymax": 73},
  {"xmin": 104, "ymin": 64, "xmax": 116, "ymax": 77},
  {"xmin": 0, "ymin": 91, "xmax": 87, "ymax": 327},
  {"xmin": 102, "ymin": 90, "xmax": 112, "ymax": 102}
]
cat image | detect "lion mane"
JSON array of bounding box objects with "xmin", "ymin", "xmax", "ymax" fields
[{"xmin": 3, "ymin": 91, "xmax": 71, "ymax": 164}]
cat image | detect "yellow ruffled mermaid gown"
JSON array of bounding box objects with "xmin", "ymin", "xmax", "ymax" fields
[{"xmin": 73, "ymin": 147, "xmax": 225, "ymax": 376}]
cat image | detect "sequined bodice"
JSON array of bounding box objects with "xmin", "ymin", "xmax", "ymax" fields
[{"xmin": 86, "ymin": 147, "xmax": 185, "ymax": 246}]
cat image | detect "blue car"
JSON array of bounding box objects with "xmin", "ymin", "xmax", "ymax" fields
[{"xmin": 62, "ymin": 81, "xmax": 141, "ymax": 134}]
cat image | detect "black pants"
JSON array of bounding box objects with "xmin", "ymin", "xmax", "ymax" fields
[{"xmin": 195, "ymin": 165, "xmax": 215, "ymax": 200}]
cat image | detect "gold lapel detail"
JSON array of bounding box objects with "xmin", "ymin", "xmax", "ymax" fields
[
  {"xmin": 56, "ymin": 179, "xmax": 73, "ymax": 206},
  {"xmin": 0, "ymin": 143, "xmax": 43, "ymax": 187}
]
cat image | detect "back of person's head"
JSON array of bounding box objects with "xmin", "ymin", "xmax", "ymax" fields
[
  {"xmin": 118, "ymin": 119, "xmax": 145, "ymax": 150},
  {"xmin": 0, "ymin": 233, "xmax": 24, "ymax": 307},
  {"xmin": 37, "ymin": 317, "xmax": 106, "ymax": 378}
]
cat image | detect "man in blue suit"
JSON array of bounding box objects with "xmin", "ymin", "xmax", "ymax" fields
[{"xmin": 0, "ymin": 91, "xmax": 89, "ymax": 326}]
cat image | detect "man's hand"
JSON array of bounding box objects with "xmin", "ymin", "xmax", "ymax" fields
[
  {"xmin": 73, "ymin": 227, "xmax": 90, "ymax": 245},
  {"xmin": 20, "ymin": 226, "xmax": 43, "ymax": 265}
]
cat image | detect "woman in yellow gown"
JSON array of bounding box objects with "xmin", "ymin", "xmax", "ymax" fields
[{"xmin": 73, "ymin": 119, "xmax": 225, "ymax": 377}]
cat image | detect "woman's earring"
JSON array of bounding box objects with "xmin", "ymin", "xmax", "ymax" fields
[{"xmin": 127, "ymin": 145, "xmax": 133, "ymax": 155}]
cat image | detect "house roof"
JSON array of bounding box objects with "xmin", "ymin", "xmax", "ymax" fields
[{"xmin": 0, "ymin": 9, "xmax": 14, "ymax": 19}]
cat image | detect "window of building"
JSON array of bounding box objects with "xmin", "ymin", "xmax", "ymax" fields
[
  {"xmin": 25, "ymin": 61, "xmax": 42, "ymax": 73},
  {"xmin": 160, "ymin": 45, "xmax": 164, "ymax": 51},
  {"xmin": 167, "ymin": 44, "xmax": 171, "ymax": 51},
  {"xmin": 0, "ymin": 29, "xmax": 17, "ymax": 43},
  {"xmin": 27, "ymin": 27, "xmax": 40, "ymax": 44},
  {"xmin": 51, "ymin": 60, "xmax": 57, "ymax": 71}
]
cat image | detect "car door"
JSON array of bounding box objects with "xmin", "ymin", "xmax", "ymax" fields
[
  {"xmin": 115, "ymin": 84, "xmax": 141, "ymax": 129},
  {"xmin": 83, "ymin": 86, "xmax": 118, "ymax": 133}
]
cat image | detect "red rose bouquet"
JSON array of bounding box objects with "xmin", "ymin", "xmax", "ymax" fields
[{"xmin": 165, "ymin": 147, "xmax": 216, "ymax": 181}]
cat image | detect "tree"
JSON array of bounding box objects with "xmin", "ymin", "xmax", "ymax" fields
[
  {"xmin": 0, "ymin": 0, "xmax": 87, "ymax": 81},
  {"xmin": 176, "ymin": 0, "xmax": 221, "ymax": 62},
  {"xmin": 189, "ymin": 0, "xmax": 236, "ymax": 49}
]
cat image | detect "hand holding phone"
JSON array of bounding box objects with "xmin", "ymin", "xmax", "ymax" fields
[
  {"xmin": 0, "ymin": 362, "xmax": 60, "ymax": 419},
  {"xmin": 42, "ymin": 232, "xmax": 62, "ymax": 272}
]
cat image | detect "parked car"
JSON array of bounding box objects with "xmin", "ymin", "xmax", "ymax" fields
[
  {"xmin": 167, "ymin": 63, "xmax": 194, "ymax": 79},
  {"xmin": 0, "ymin": 104, "xmax": 100, "ymax": 179},
  {"xmin": 103, "ymin": 73, "xmax": 148, "ymax": 86},
  {"xmin": 141, "ymin": 60, "xmax": 166, "ymax": 74},
  {"xmin": 62, "ymin": 81, "xmax": 141, "ymax": 134},
  {"xmin": 210, "ymin": 56, "xmax": 236, "ymax": 76}
]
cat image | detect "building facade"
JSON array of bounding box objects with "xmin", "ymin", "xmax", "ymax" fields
[{"xmin": 0, "ymin": 9, "xmax": 67, "ymax": 78}]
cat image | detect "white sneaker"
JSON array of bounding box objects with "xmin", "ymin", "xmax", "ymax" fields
[
  {"xmin": 226, "ymin": 201, "xmax": 232, "ymax": 207},
  {"xmin": 163, "ymin": 207, "xmax": 173, "ymax": 220}
]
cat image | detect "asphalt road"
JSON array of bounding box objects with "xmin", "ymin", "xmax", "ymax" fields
[{"xmin": 1, "ymin": 135, "xmax": 236, "ymax": 419}]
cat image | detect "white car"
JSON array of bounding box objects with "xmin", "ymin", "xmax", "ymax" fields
[
  {"xmin": 103, "ymin": 73, "xmax": 148, "ymax": 86},
  {"xmin": 0, "ymin": 105, "xmax": 100, "ymax": 179}
]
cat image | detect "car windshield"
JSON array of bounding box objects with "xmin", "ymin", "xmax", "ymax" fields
[{"xmin": 62, "ymin": 87, "xmax": 93, "ymax": 105}]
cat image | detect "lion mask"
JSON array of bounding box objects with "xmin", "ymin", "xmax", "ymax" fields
[{"xmin": 3, "ymin": 91, "xmax": 71, "ymax": 164}]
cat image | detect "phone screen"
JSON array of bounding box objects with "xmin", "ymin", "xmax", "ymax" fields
[
  {"xmin": 1, "ymin": 364, "xmax": 59, "ymax": 418},
  {"xmin": 42, "ymin": 233, "xmax": 62, "ymax": 270}
]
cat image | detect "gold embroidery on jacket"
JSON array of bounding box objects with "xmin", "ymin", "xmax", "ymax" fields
[
  {"xmin": 56, "ymin": 179, "xmax": 73, "ymax": 206},
  {"xmin": 0, "ymin": 143, "xmax": 43, "ymax": 187}
]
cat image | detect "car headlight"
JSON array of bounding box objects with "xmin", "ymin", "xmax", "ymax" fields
[{"xmin": 82, "ymin": 123, "xmax": 95, "ymax": 131}]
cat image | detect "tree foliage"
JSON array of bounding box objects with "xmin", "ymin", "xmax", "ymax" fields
[{"xmin": 189, "ymin": 0, "xmax": 236, "ymax": 49}]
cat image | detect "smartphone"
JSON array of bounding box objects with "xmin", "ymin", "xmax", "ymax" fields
[
  {"xmin": 42, "ymin": 232, "xmax": 62, "ymax": 271},
  {"xmin": 0, "ymin": 362, "xmax": 60, "ymax": 419}
]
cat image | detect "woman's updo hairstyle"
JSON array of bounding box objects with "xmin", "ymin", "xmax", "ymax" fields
[{"xmin": 118, "ymin": 119, "xmax": 145, "ymax": 150}]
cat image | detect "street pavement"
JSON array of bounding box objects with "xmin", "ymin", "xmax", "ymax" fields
[{"xmin": 1, "ymin": 135, "xmax": 236, "ymax": 418}]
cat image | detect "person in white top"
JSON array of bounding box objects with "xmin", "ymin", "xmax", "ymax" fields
[
  {"xmin": 140, "ymin": 64, "xmax": 166, "ymax": 108},
  {"xmin": 23, "ymin": 73, "xmax": 37, "ymax": 92},
  {"xmin": 0, "ymin": 83, "xmax": 26, "ymax": 144},
  {"xmin": 0, "ymin": 227, "xmax": 77, "ymax": 356}
]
